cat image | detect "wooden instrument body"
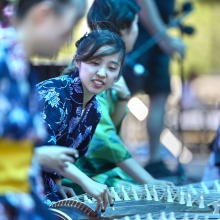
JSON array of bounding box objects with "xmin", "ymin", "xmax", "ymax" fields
[{"xmin": 50, "ymin": 181, "xmax": 220, "ymax": 220}]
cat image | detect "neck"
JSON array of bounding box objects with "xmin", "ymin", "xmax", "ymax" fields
[{"xmin": 82, "ymin": 85, "xmax": 94, "ymax": 109}]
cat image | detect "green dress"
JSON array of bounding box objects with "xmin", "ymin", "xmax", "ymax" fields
[{"xmin": 62, "ymin": 90, "xmax": 136, "ymax": 194}]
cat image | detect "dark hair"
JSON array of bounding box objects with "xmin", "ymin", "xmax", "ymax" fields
[
  {"xmin": 87, "ymin": 0, "xmax": 140, "ymax": 34},
  {"xmin": 15, "ymin": 0, "xmax": 83, "ymax": 19},
  {"xmin": 0, "ymin": 0, "xmax": 7, "ymax": 13},
  {"xmin": 63, "ymin": 29, "xmax": 126, "ymax": 81},
  {"xmin": 0, "ymin": 0, "xmax": 9, "ymax": 24}
]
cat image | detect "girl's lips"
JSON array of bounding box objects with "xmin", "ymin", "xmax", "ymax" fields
[
  {"xmin": 92, "ymin": 79, "xmax": 105, "ymax": 85},
  {"xmin": 92, "ymin": 79, "xmax": 105, "ymax": 89}
]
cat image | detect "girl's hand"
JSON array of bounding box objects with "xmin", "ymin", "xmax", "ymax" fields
[
  {"xmin": 55, "ymin": 178, "xmax": 76, "ymax": 199},
  {"xmin": 112, "ymin": 76, "xmax": 130, "ymax": 100},
  {"xmin": 81, "ymin": 179, "xmax": 113, "ymax": 213},
  {"xmin": 35, "ymin": 146, "xmax": 79, "ymax": 173},
  {"xmin": 57, "ymin": 163, "xmax": 113, "ymax": 213},
  {"xmin": 57, "ymin": 185, "xmax": 76, "ymax": 199}
]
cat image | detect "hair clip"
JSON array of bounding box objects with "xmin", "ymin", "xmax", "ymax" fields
[{"xmin": 75, "ymin": 32, "xmax": 89, "ymax": 48}]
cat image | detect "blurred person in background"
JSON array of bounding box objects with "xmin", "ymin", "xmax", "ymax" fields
[
  {"xmin": 124, "ymin": 0, "xmax": 186, "ymax": 177},
  {"xmin": 0, "ymin": 0, "xmax": 85, "ymax": 218}
]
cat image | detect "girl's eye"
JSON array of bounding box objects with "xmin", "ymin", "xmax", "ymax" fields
[
  {"xmin": 109, "ymin": 67, "xmax": 117, "ymax": 71},
  {"xmin": 91, "ymin": 61, "xmax": 99, "ymax": 66}
]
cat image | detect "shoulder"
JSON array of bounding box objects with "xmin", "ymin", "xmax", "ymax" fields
[
  {"xmin": 37, "ymin": 74, "xmax": 74, "ymax": 89},
  {"xmin": 96, "ymin": 92, "xmax": 109, "ymax": 108},
  {"xmin": 36, "ymin": 73, "xmax": 82, "ymax": 92},
  {"xmin": 93, "ymin": 96, "xmax": 102, "ymax": 116},
  {"xmin": 97, "ymin": 91, "xmax": 108, "ymax": 100},
  {"xmin": 36, "ymin": 74, "xmax": 74, "ymax": 101},
  {"xmin": 96, "ymin": 91, "xmax": 114, "ymax": 115}
]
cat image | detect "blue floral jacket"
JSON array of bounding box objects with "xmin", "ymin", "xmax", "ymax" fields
[
  {"xmin": 0, "ymin": 27, "xmax": 51, "ymax": 219},
  {"xmin": 36, "ymin": 70, "xmax": 102, "ymax": 200}
]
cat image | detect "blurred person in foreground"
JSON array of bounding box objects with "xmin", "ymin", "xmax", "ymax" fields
[
  {"xmin": 0, "ymin": 0, "xmax": 85, "ymax": 218},
  {"xmin": 123, "ymin": 0, "xmax": 186, "ymax": 177}
]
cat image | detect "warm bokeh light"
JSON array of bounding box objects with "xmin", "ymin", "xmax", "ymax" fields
[
  {"xmin": 127, "ymin": 97, "xmax": 149, "ymax": 121},
  {"xmin": 179, "ymin": 145, "xmax": 193, "ymax": 164},
  {"xmin": 160, "ymin": 128, "xmax": 193, "ymax": 164}
]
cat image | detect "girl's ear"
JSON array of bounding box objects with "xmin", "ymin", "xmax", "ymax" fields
[
  {"xmin": 120, "ymin": 27, "xmax": 130, "ymax": 36},
  {"xmin": 75, "ymin": 60, "xmax": 80, "ymax": 69}
]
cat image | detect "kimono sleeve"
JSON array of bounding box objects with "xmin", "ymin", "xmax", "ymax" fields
[
  {"xmin": 0, "ymin": 55, "xmax": 10, "ymax": 134},
  {"xmin": 36, "ymin": 79, "xmax": 67, "ymax": 145}
]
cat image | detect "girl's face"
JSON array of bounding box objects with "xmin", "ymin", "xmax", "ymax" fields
[
  {"xmin": 121, "ymin": 15, "xmax": 139, "ymax": 52},
  {"xmin": 76, "ymin": 46, "xmax": 122, "ymax": 99}
]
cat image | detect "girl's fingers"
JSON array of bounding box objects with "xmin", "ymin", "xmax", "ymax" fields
[
  {"xmin": 107, "ymin": 189, "xmax": 113, "ymax": 206},
  {"xmin": 67, "ymin": 188, "xmax": 76, "ymax": 197},
  {"xmin": 102, "ymin": 191, "xmax": 109, "ymax": 210},
  {"xmin": 58, "ymin": 188, "xmax": 68, "ymax": 199},
  {"xmin": 95, "ymin": 196, "xmax": 104, "ymax": 213},
  {"xmin": 61, "ymin": 155, "xmax": 74, "ymax": 164}
]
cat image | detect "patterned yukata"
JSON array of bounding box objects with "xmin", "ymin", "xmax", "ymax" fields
[
  {"xmin": 36, "ymin": 70, "xmax": 102, "ymax": 202},
  {"xmin": 62, "ymin": 90, "xmax": 133, "ymax": 194},
  {"xmin": 203, "ymin": 125, "xmax": 220, "ymax": 181},
  {"xmin": 0, "ymin": 26, "xmax": 52, "ymax": 219}
]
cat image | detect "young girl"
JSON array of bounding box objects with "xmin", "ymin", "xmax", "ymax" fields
[
  {"xmin": 63, "ymin": 0, "xmax": 173, "ymax": 192},
  {"xmin": 37, "ymin": 29, "xmax": 126, "ymax": 212},
  {"xmin": 0, "ymin": 0, "xmax": 85, "ymax": 218}
]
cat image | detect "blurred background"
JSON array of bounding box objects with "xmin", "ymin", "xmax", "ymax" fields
[{"xmin": 34, "ymin": 0, "xmax": 220, "ymax": 183}]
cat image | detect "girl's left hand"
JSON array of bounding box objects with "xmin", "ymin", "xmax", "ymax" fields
[
  {"xmin": 57, "ymin": 184, "xmax": 76, "ymax": 199},
  {"xmin": 112, "ymin": 76, "xmax": 130, "ymax": 100},
  {"xmin": 55, "ymin": 178, "xmax": 76, "ymax": 199}
]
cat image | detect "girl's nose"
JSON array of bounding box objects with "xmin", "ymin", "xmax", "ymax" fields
[{"xmin": 96, "ymin": 67, "xmax": 107, "ymax": 78}]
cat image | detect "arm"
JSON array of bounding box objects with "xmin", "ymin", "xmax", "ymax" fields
[
  {"xmin": 117, "ymin": 157, "xmax": 173, "ymax": 185},
  {"xmin": 59, "ymin": 162, "xmax": 113, "ymax": 212},
  {"xmin": 111, "ymin": 101, "xmax": 127, "ymax": 128},
  {"xmin": 136, "ymin": 0, "xmax": 185, "ymax": 57},
  {"xmin": 110, "ymin": 77, "xmax": 130, "ymax": 127},
  {"xmin": 117, "ymin": 158, "xmax": 154, "ymax": 184},
  {"xmin": 35, "ymin": 146, "xmax": 78, "ymax": 173},
  {"xmin": 137, "ymin": 0, "xmax": 166, "ymax": 36}
]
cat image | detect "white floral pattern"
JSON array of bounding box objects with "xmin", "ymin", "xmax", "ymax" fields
[
  {"xmin": 36, "ymin": 70, "xmax": 101, "ymax": 199},
  {"xmin": 0, "ymin": 26, "xmax": 51, "ymax": 219}
]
